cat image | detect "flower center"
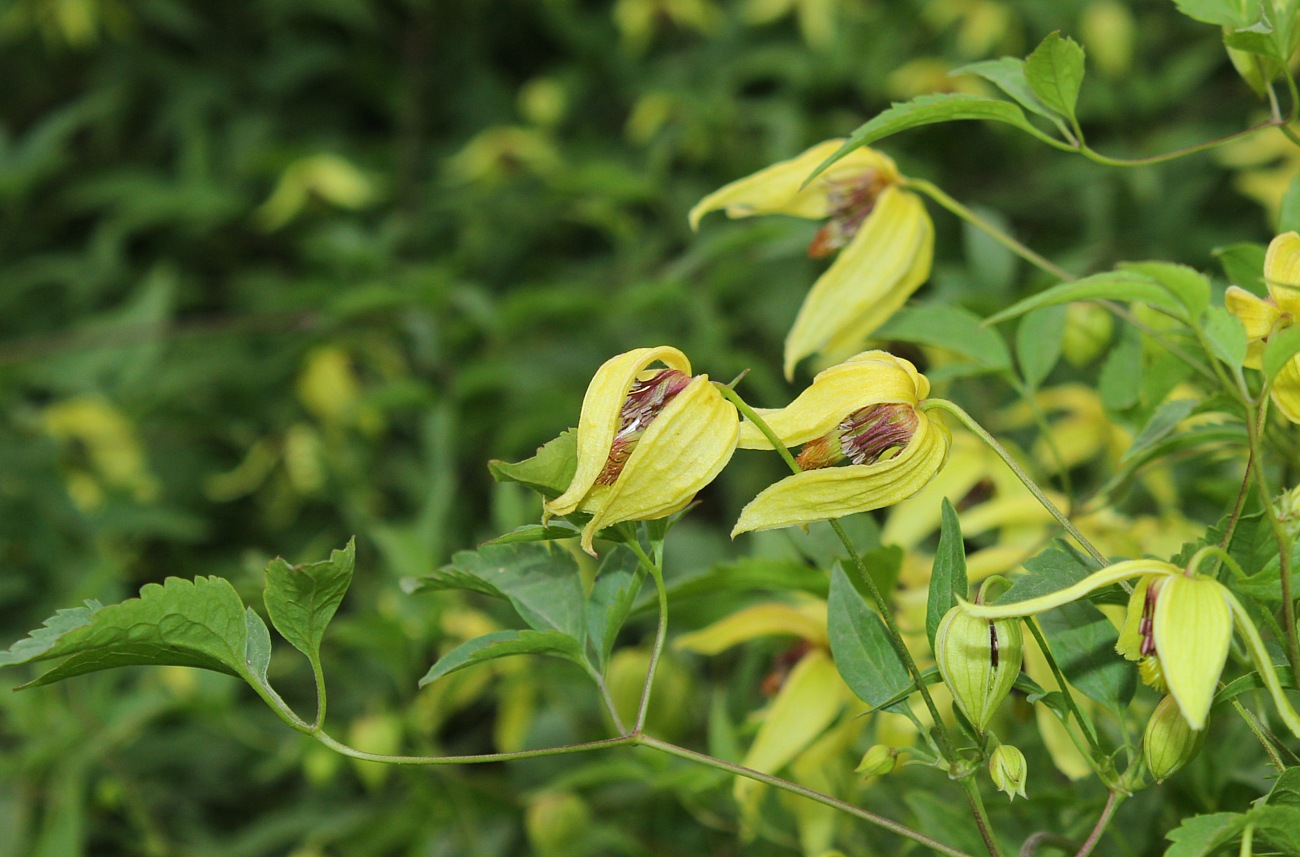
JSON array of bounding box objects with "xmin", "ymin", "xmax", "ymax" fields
[
  {"xmin": 795, "ymin": 403, "xmax": 918, "ymax": 470},
  {"xmin": 597, "ymin": 369, "xmax": 692, "ymax": 485},
  {"xmin": 807, "ymin": 171, "xmax": 891, "ymax": 259}
]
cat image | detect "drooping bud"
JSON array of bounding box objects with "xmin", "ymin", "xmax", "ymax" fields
[
  {"xmin": 935, "ymin": 606, "xmax": 1023, "ymax": 731},
  {"xmin": 1143, "ymin": 695, "xmax": 1205, "ymax": 783},
  {"xmin": 855, "ymin": 744, "xmax": 897, "ymax": 777},
  {"xmin": 795, "ymin": 403, "xmax": 918, "ymax": 470},
  {"xmin": 988, "ymin": 744, "xmax": 1028, "ymax": 800}
]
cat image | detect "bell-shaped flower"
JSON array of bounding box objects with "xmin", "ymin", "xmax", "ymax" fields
[
  {"xmin": 690, "ymin": 141, "xmax": 934, "ymax": 378},
  {"xmin": 963, "ymin": 560, "xmax": 1300, "ymax": 735},
  {"xmin": 544, "ymin": 346, "xmax": 739, "ymax": 555},
  {"xmin": 1225, "ymin": 231, "xmax": 1300, "ymax": 422},
  {"xmin": 731, "ymin": 351, "xmax": 950, "ymax": 535}
]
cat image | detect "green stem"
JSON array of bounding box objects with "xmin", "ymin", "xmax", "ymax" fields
[
  {"xmin": 308, "ymin": 653, "xmax": 327, "ymax": 732},
  {"xmin": 313, "ymin": 731, "xmax": 638, "ymax": 765},
  {"xmin": 1018, "ymin": 833, "xmax": 1077, "ymax": 856},
  {"xmin": 1074, "ymin": 790, "xmax": 1122, "ymax": 857},
  {"xmin": 921, "ymin": 399, "xmax": 1108, "ymax": 568},
  {"xmin": 637, "ymin": 735, "xmax": 974, "ymax": 857},
  {"xmin": 958, "ymin": 776, "xmax": 1004, "ymax": 857},
  {"xmin": 1214, "ymin": 458, "xmax": 1255, "ymax": 577},
  {"xmin": 905, "ymin": 179, "xmax": 1073, "ymax": 283},
  {"xmin": 1024, "ymin": 619, "xmax": 1101, "ymax": 756},
  {"xmin": 623, "ymin": 532, "xmax": 669, "ymax": 733},
  {"xmin": 586, "ymin": 664, "xmax": 628, "ymax": 734},
  {"xmin": 1230, "ymin": 697, "xmax": 1286, "ymax": 772},
  {"xmin": 1077, "ymin": 119, "xmax": 1283, "ymax": 167},
  {"xmin": 247, "ymin": 678, "xmax": 314, "ymax": 734}
]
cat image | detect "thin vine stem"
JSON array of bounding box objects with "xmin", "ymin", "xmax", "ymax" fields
[
  {"xmin": 1074, "ymin": 790, "xmax": 1122, "ymax": 857},
  {"xmin": 622, "ymin": 532, "xmax": 670, "ymax": 733},
  {"xmin": 1076, "ymin": 119, "xmax": 1285, "ymax": 167},
  {"xmin": 920, "ymin": 399, "xmax": 1109, "ymax": 569},
  {"xmin": 313, "ymin": 731, "xmax": 637, "ymax": 764}
]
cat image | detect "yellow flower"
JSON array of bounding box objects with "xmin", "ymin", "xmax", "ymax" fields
[
  {"xmin": 1225, "ymin": 231, "xmax": 1300, "ymax": 422},
  {"xmin": 544, "ymin": 346, "xmax": 739, "ymax": 555},
  {"xmin": 731, "ymin": 351, "xmax": 950, "ymax": 535},
  {"xmin": 690, "ymin": 142, "xmax": 934, "ymax": 378},
  {"xmin": 963, "ymin": 560, "xmax": 1300, "ymax": 735}
]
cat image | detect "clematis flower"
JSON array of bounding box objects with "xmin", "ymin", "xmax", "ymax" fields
[
  {"xmin": 963, "ymin": 560, "xmax": 1300, "ymax": 735},
  {"xmin": 690, "ymin": 141, "xmax": 934, "ymax": 378},
  {"xmin": 544, "ymin": 346, "xmax": 739, "ymax": 555},
  {"xmin": 731, "ymin": 351, "xmax": 950, "ymax": 535},
  {"xmin": 1225, "ymin": 231, "xmax": 1300, "ymax": 422}
]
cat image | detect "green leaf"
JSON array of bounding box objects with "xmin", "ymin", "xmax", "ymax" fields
[
  {"xmin": 1200, "ymin": 306, "xmax": 1248, "ymax": 367},
  {"xmin": 1266, "ymin": 767, "xmax": 1300, "ymax": 806},
  {"xmin": 1213, "ymin": 668, "xmax": 1295, "ymax": 707},
  {"xmin": 806, "ymin": 94, "xmax": 1062, "ymax": 184},
  {"xmin": 1163, "ymin": 812, "xmax": 1249, "ymax": 857},
  {"xmin": 1278, "ymin": 175, "xmax": 1300, "ymax": 234},
  {"xmin": 418, "ymin": 629, "xmax": 586, "ymax": 686},
  {"xmin": 1000, "ymin": 543, "xmax": 1101, "ymax": 605},
  {"xmin": 1214, "ymin": 242, "xmax": 1267, "ymax": 295},
  {"xmin": 985, "ymin": 270, "xmax": 1183, "ymax": 325},
  {"xmin": 950, "ymin": 57, "xmax": 1059, "ymax": 122},
  {"xmin": 1016, "ymin": 305, "xmax": 1067, "ymax": 388},
  {"xmin": 1099, "ymin": 328, "xmax": 1144, "ymax": 412},
  {"xmin": 1172, "ymin": 0, "xmax": 1260, "ymax": 28},
  {"xmin": 407, "ymin": 543, "xmax": 587, "ymax": 643},
  {"xmin": 1252, "ymin": 805, "xmax": 1300, "ymax": 854},
  {"xmin": 926, "ymin": 500, "xmax": 968, "ymax": 651},
  {"xmin": 487, "ymin": 429, "xmax": 578, "ymax": 498},
  {"xmin": 827, "ymin": 564, "xmax": 911, "ymax": 712},
  {"xmin": 878, "ymin": 304, "xmax": 1011, "ymax": 369},
  {"xmin": 586, "ymin": 547, "xmax": 643, "ymax": 672},
  {"xmin": 482, "ymin": 523, "xmax": 582, "ymax": 545},
  {"xmin": 1263, "ymin": 325, "xmax": 1300, "ymax": 381},
  {"xmin": 263, "ymin": 538, "xmax": 355, "ymax": 663},
  {"xmin": 1, "ymin": 577, "xmax": 261, "ymax": 688},
  {"xmin": 1224, "ymin": 20, "xmax": 1285, "ymax": 61},
  {"xmin": 1123, "ymin": 398, "xmax": 1200, "ymax": 463},
  {"xmin": 1119, "ymin": 261, "xmax": 1211, "ymax": 319},
  {"xmin": 1037, "ymin": 599, "xmax": 1135, "ymax": 712},
  {"xmin": 1024, "ymin": 32, "xmax": 1086, "ymax": 121}
]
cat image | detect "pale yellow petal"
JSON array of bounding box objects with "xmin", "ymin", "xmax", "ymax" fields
[
  {"xmin": 689, "ymin": 141, "xmax": 898, "ymax": 230},
  {"xmin": 783, "ymin": 188, "xmax": 933, "ymax": 378},
  {"xmin": 674, "ymin": 600, "xmax": 827, "ymax": 654},
  {"xmin": 1114, "ymin": 576, "xmax": 1151, "ymax": 662},
  {"xmin": 580, "ymin": 375, "xmax": 738, "ymax": 553},
  {"xmin": 1270, "ymin": 355, "xmax": 1300, "ymax": 424},
  {"xmin": 732, "ymin": 414, "xmax": 950, "ymax": 535},
  {"xmin": 1264, "ymin": 231, "xmax": 1300, "ymax": 314},
  {"xmin": 545, "ymin": 346, "xmax": 691, "ymax": 519},
  {"xmin": 1225, "ymin": 285, "xmax": 1283, "ymax": 346},
  {"xmin": 1152, "ymin": 575, "xmax": 1231, "ymax": 730},
  {"xmin": 963, "ymin": 560, "xmax": 1178, "ymax": 620},
  {"xmin": 1223, "ymin": 587, "xmax": 1300, "ymax": 738},
  {"xmin": 738, "ymin": 351, "xmax": 923, "ymax": 450}
]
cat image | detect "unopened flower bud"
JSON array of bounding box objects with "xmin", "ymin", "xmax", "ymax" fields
[
  {"xmin": 1275, "ymin": 486, "xmax": 1300, "ymax": 545},
  {"xmin": 525, "ymin": 791, "xmax": 592, "ymax": 857},
  {"xmin": 1061, "ymin": 303, "xmax": 1114, "ymax": 367},
  {"xmin": 935, "ymin": 606, "xmax": 1023, "ymax": 731},
  {"xmin": 855, "ymin": 744, "xmax": 897, "ymax": 777},
  {"xmin": 989, "ymin": 744, "xmax": 1028, "ymax": 800},
  {"xmin": 1144, "ymin": 695, "xmax": 1205, "ymax": 783}
]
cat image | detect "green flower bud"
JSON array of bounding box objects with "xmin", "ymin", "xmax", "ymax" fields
[
  {"xmin": 989, "ymin": 744, "xmax": 1028, "ymax": 800},
  {"xmin": 525, "ymin": 791, "xmax": 592, "ymax": 857},
  {"xmin": 935, "ymin": 606, "xmax": 1023, "ymax": 731},
  {"xmin": 1143, "ymin": 695, "xmax": 1206, "ymax": 783},
  {"xmin": 1274, "ymin": 485, "xmax": 1300, "ymax": 546},
  {"xmin": 1061, "ymin": 303, "xmax": 1114, "ymax": 367},
  {"xmin": 855, "ymin": 744, "xmax": 897, "ymax": 777}
]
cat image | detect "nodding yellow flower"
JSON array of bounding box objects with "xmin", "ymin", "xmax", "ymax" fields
[
  {"xmin": 731, "ymin": 351, "xmax": 950, "ymax": 535},
  {"xmin": 963, "ymin": 560, "xmax": 1300, "ymax": 735},
  {"xmin": 1225, "ymin": 231, "xmax": 1300, "ymax": 422},
  {"xmin": 544, "ymin": 347, "xmax": 739, "ymax": 555},
  {"xmin": 690, "ymin": 141, "xmax": 934, "ymax": 379}
]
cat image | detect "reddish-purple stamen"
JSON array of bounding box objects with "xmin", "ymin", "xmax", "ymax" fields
[
  {"xmin": 808, "ymin": 171, "xmax": 889, "ymax": 258},
  {"xmin": 597, "ymin": 369, "xmax": 692, "ymax": 484}
]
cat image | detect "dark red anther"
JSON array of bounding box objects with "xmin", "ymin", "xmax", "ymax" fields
[{"xmin": 989, "ymin": 622, "xmax": 1000, "ymax": 669}]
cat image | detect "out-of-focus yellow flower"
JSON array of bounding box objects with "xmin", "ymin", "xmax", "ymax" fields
[
  {"xmin": 256, "ymin": 154, "xmax": 378, "ymax": 230},
  {"xmin": 691, "ymin": 142, "xmax": 934, "ymax": 378},
  {"xmin": 732, "ymin": 351, "xmax": 950, "ymax": 535},
  {"xmin": 42, "ymin": 396, "xmax": 160, "ymax": 509},
  {"xmin": 544, "ymin": 347, "xmax": 739, "ymax": 555},
  {"xmin": 885, "ymin": 58, "xmax": 993, "ymax": 100},
  {"xmin": 1218, "ymin": 128, "xmax": 1300, "ymax": 220},
  {"xmin": 1226, "ymin": 232, "xmax": 1300, "ymax": 422},
  {"xmin": 613, "ymin": 0, "xmax": 722, "ymax": 53},
  {"xmin": 742, "ymin": 0, "xmax": 837, "ymax": 49},
  {"xmin": 965, "ymin": 560, "xmax": 1300, "ymax": 734},
  {"xmin": 922, "ymin": 0, "xmax": 1019, "ymax": 59},
  {"xmin": 444, "ymin": 127, "xmax": 562, "ymax": 184}
]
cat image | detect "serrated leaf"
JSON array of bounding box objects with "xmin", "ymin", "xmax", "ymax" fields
[
  {"xmin": 950, "ymin": 57, "xmax": 1059, "ymax": 121},
  {"xmin": 1163, "ymin": 812, "xmax": 1249, "ymax": 857},
  {"xmin": 1224, "ymin": 20, "xmax": 1285, "ymax": 60},
  {"xmin": 1263, "ymin": 326, "xmax": 1300, "ymax": 381},
  {"xmin": 1266, "ymin": 767, "xmax": 1300, "ymax": 806},
  {"xmin": 926, "ymin": 499, "xmax": 968, "ymax": 651},
  {"xmin": 827, "ymin": 564, "xmax": 911, "ymax": 712},
  {"xmin": 1215, "ymin": 242, "xmax": 1268, "ymax": 295},
  {"xmin": 1119, "ymin": 261, "xmax": 1211, "ymax": 319},
  {"xmin": 2, "ymin": 577, "xmax": 260, "ymax": 688},
  {"xmin": 1123, "ymin": 399, "xmax": 1200, "ymax": 463},
  {"xmin": 1038, "ymin": 599, "xmax": 1135, "ymax": 712},
  {"xmin": 1016, "ymin": 305, "xmax": 1067, "ymax": 388},
  {"xmin": 264, "ymin": 538, "xmax": 355, "ymax": 663},
  {"xmin": 806, "ymin": 94, "xmax": 1061, "ymax": 185},
  {"xmin": 878, "ymin": 303, "xmax": 1010, "ymax": 369},
  {"xmin": 1024, "ymin": 32, "xmax": 1086, "ymax": 121},
  {"xmin": 586, "ymin": 547, "xmax": 643, "ymax": 671},
  {"xmin": 985, "ymin": 270, "xmax": 1182, "ymax": 325},
  {"xmin": 487, "ymin": 429, "xmax": 578, "ymax": 498},
  {"xmin": 408, "ymin": 543, "xmax": 586, "ymax": 643},
  {"xmin": 418, "ymin": 629, "xmax": 586, "ymax": 686},
  {"xmin": 1200, "ymin": 306, "xmax": 1248, "ymax": 367},
  {"xmin": 1173, "ymin": 0, "xmax": 1260, "ymax": 28}
]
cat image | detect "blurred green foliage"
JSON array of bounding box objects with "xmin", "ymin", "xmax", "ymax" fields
[{"xmin": 0, "ymin": 0, "xmax": 1291, "ymax": 854}]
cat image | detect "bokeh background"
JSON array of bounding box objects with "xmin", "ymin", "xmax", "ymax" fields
[{"xmin": 0, "ymin": 0, "xmax": 1290, "ymax": 854}]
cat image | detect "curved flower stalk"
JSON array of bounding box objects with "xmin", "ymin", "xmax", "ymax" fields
[
  {"xmin": 689, "ymin": 141, "xmax": 934, "ymax": 378},
  {"xmin": 731, "ymin": 351, "xmax": 951, "ymax": 535},
  {"xmin": 1225, "ymin": 231, "xmax": 1300, "ymax": 422},
  {"xmin": 544, "ymin": 346, "xmax": 740, "ymax": 554},
  {"xmin": 964, "ymin": 560, "xmax": 1300, "ymax": 735}
]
